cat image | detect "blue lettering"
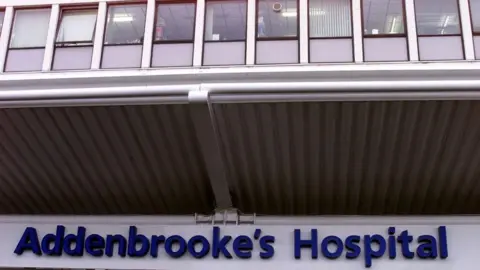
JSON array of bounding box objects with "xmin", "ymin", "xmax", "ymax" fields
[
  {"xmin": 388, "ymin": 227, "xmax": 396, "ymax": 259},
  {"xmin": 416, "ymin": 235, "xmax": 437, "ymax": 258},
  {"xmin": 14, "ymin": 227, "xmax": 42, "ymax": 255},
  {"xmin": 397, "ymin": 230, "xmax": 414, "ymax": 259},
  {"xmin": 63, "ymin": 226, "xmax": 86, "ymax": 256},
  {"xmin": 188, "ymin": 235, "xmax": 210, "ymax": 258},
  {"xmin": 150, "ymin": 235, "xmax": 165, "ymax": 258},
  {"xmin": 294, "ymin": 229, "xmax": 318, "ymax": 259},
  {"xmin": 105, "ymin": 234, "xmax": 127, "ymax": 257},
  {"xmin": 41, "ymin": 225, "xmax": 65, "ymax": 256},
  {"xmin": 321, "ymin": 236, "xmax": 343, "ymax": 259},
  {"xmin": 438, "ymin": 226, "xmax": 448, "ymax": 258},
  {"xmin": 364, "ymin": 234, "xmax": 386, "ymax": 267},
  {"xmin": 212, "ymin": 226, "xmax": 232, "ymax": 258},
  {"xmin": 233, "ymin": 235, "xmax": 253, "ymax": 258},
  {"xmin": 127, "ymin": 226, "xmax": 149, "ymax": 257},
  {"xmin": 345, "ymin": 235, "xmax": 361, "ymax": 259},
  {"xmin": 259, "ymin": 234, "xmax": 275, "ymax": 259},
  {"xmin": 85, "ymin": 234, "xmax": 105, "ymax": 257},
  {"xmin": 165, "ymin": 235, "xmax": 187, "ymax": 258}
]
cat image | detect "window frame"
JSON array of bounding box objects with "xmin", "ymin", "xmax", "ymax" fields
[
  {"xmin": 469, "ymin": 0, "xmax": 480, "ymax": 35},
  {"xmin": 255, "ymin": 0, "xmax": 300, "ymax": 41},
  {"xmin": 103, "ymin": 2, "xmax": 148, "ymax": 47},
  {"xmin": 307, "ymin": 0, "xmax": 354, "ymax": 40},
  {"xmin": 55, "ymin": 6, "xmax": 98, "ymax": 48},
  {"xmin": 361, "ymin": 0, "xmax": 407, "ymax": 38},
  {"xmin": 413, "ymin": 0, "xmax": 463, "ymax": 38},
  {"xmin": 152, "ymin": 0, "xmax": 197, "ymax": 45},
  {"xmin": 203, "ymin": 0, "xmax": 248, "ymax": 43},
  {"xmin": 8, "ymin": 7, "xmax": 52, "ymax": 51}
]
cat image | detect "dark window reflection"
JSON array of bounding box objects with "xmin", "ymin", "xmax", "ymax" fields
[
  {"xmin": 205, "ymin": 0, "xmax": 247, "ymax": 41},
  {"xmin": 155, "ymin": 2, "xmax": 195, "ymax": 41},
  {"xmin": 363, "ymin": 0, "xmax": 404, "ymax": 35},
  {"xmin": 257, "ymin": 0, "xmax": 298, "ymax": 38},
  {"xmin": 415, "ymin": 0, "xmax": 460, "ymax": 35},
  {"xmin": 104, "ymin": 4, "xmax": 147, "ymax": 45}
]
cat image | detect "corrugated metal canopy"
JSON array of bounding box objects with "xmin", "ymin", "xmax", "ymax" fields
[{"xmin": 1, "ymin": 99, "xmax": 480, "ymax": 215}]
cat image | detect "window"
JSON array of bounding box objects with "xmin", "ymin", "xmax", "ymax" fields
[
  {"xmin": 414, "ymin": 0, "xmax": 461, "ymax": 36},
  {"xmin": 362, "ymin": 0, "xmax": 405, "ymax": 36},
  {"xmin": 470, "ymin": 0, "xmax": 480, "ymax": 34},
  {"xmin": 155, "ymin": 1, "xmax": 196, "ymax": 42},
  {"xmin": 56, "ymin": 9, "xmax": 97, "ymax": 46},
  {"xmin": 10, "ymin": 9, "xmax": 51, "ymax": 48},
  {"xmin": 0, "ymin": 11, "xmax": 5, "ymax": 36},
  {"xmin": 309, "ymin": 0, "xmax": 352, "ymax": 38},
  {"xmin": 204, "ymin": 0, "xmax": 247, "ymax": 41},
  {"xmin": 257, "ymin": 0, "xmax": 298, "ymax": 38},
  {"xmin": 104, "ymin": 4, "xmax": 147, "ymax": 45}
]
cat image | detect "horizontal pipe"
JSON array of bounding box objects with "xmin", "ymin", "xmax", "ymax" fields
[
  {"xmin": 205, "ymin": 80, "xmax": 480, "ymax": 93},
  {"xmin": 0, "ymin": 85, "xmax": 194, "ymax": 101},
  {"xmin": 0, "ymin": 96, "xmax": 189, "ymax": 108},
  {"xmin": 1, "ymin": 61, "xmax": 480, "ymax": 84},
  {"xmin": 210, "ymin": 91, "xmax": 480, "ymax": 103}
]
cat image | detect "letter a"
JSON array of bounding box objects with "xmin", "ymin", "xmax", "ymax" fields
[{"xmin": 14, "ymin": 227, "xmax": 42, "ymax": 255}]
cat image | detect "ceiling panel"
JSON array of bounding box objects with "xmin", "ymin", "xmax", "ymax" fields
[
  {"xmin": 213, "ymin": 100, "xmax": 480, "ymax": 215},
  {"xmin": 0, "ymin": 105, "xmax": 215, "ymax": 215}
]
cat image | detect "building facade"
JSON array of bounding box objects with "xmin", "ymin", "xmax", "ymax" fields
[{"xmin": 1, "ymin": 0, "xmax": 480, "ymax": 269}]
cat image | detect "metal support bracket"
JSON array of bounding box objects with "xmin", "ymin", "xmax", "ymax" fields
[
  {"xmin": 195, "ymin": 208, "xmax": 256, "ymax": 225},
  {"xmin": 188, "ymin": 89, "xmax": 233, "ymax": 210}
]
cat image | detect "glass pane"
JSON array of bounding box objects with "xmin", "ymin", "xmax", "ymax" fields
[
  {"xmin": 155, "ymin": 3, "xmax": 195, "ymax": 41},
  {"xmin": 363, "ymin": 0, "xmax": 404, "ymax": 35},
  {"xmin": 104, "ymin": 4, "xmax": 147, "ymax": 45},
  {"xmin": 205, "ymin": 0, "xmax": 247, "ymax": 41},
  {"xmin": 257, "ymin": 0, "xmax": 298, "ymax": 38},
  {"xmin": 0, "ymin": 11, "xmax": 5, "ymax": 36},
  {"xmin": 309, "ymin": 0, "xmax": 352, "ymax": 37},
  {"xmin": 414, "ymin": 0, "xmax": 460, "ymax": 35},
  {"xmin": 470, "ymin": 0, "xmax": 480, "ymax": 33},
  {"xmin": 10, "ymin": 9, "xmax": 51, "ymax": 48},
  {"xmin": 56, "ymin": 10, "xmax": 97, "ymax": 44}
]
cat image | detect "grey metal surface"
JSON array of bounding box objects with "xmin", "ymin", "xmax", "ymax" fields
[
  {"xmin": 1, "ymin": 100, "xmax": 480, "ymax": 215},
  {"xmin": 0, "ymin": 105, "xmax": 214, "ymax": 214},
  {"xmin": 213, "ymin": 101, "xmax": 480, "ymax": 215}
]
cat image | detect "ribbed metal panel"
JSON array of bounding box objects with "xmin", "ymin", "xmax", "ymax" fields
[
  {"xmin": 0, "ymin": 105, "xmax": 214, "ymax": 214},
  {"xmin": 213, "ymin": 101, "xmax": 480, "ymax": 215}
]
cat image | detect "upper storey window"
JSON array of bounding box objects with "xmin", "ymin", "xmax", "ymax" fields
[
  {"xmin": 56, "ymin": 9, "xmax": 97, "ymax": 46},
  {"xmin": 155, "ymin": 1, "xmax": 195, "ymax": 42},
  {"xmin": 308, "ymin": 0, "xmax": 353, "ymax": 63},
  {"xmin": 6, "ymin": 8, "xmax": 51, "ymax": 72},
  {"xmin": 414, "ymin": 0, "xmax": 463, "ymax": 60},
  {"xmin": 53, "ymin": 8, "xmax": 98, "ymax": 70},
  {"xmin": 469, "ymin": 0, "xmax": 480, "ymax": 59},
  {"xmin": 10, "ymin": 9, "xmax": 50, "ymax": 49},
  {"xmin": 256, "ymin": 0, "xmax": 299, "ymax": 64},
  {"xmin": 362, "ymin": 0, "xmax": 405, "ymax": 36},
  {"xmin": 362, "ymin": 0, "xmax": 408, "ymax": 62},
  {"xmin": 104, "ymin": 4, "xmax": 147, "ymax": 45},
  {"xmin": 0, "ymin": 11, "xmax": 5, "ymax": 36},
  {"xmin": 203, "ymin": 0, "xmax": 247, "ymax": 66},
  {"xmin": 102, "ymin": 4, "xmax": 147, "ymax": 69},
  {"xmin": 151, "ymin": 0, "xmax": 196, "ymax": 67}
]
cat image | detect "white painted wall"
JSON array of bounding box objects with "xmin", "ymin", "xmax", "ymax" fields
[{"xmin": 0, "ymin": 216, "xmax": 480, "ymax": 270}]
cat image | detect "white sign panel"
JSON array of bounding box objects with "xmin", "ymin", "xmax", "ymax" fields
[{"xmin": 0, "ymin": 220, "xmax": 477, "ymax": 270}]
